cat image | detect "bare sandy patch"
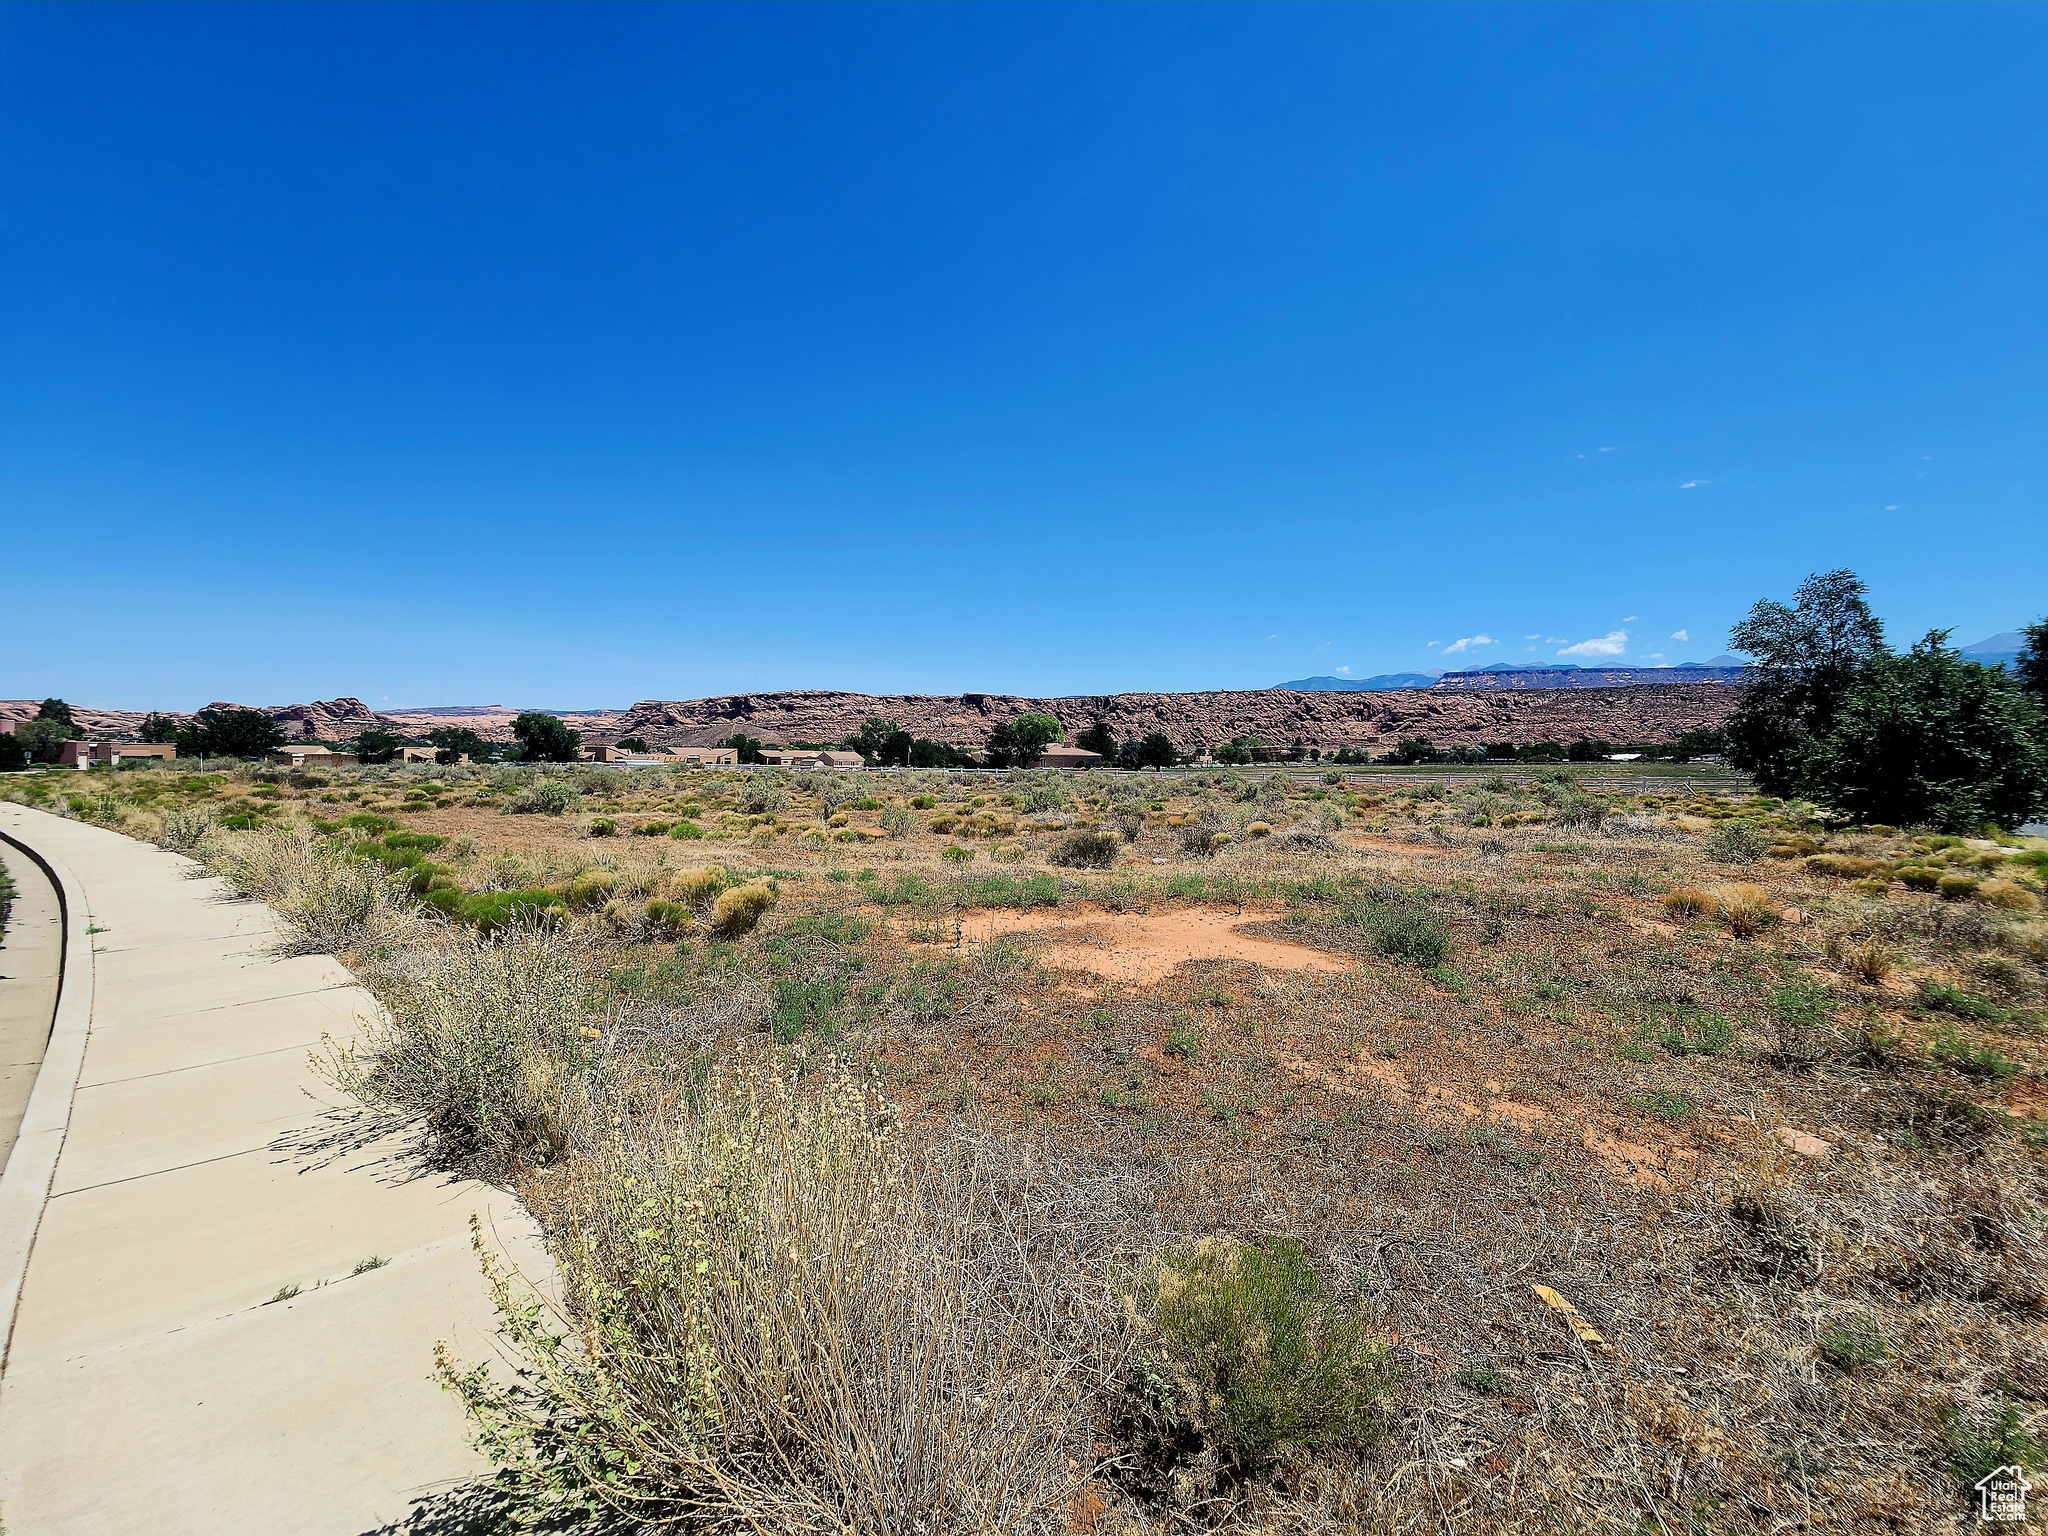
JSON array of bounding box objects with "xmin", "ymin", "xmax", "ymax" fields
[{"xmin": 955, "ymin": 905, "xmax": 1351, "ymax": 985}]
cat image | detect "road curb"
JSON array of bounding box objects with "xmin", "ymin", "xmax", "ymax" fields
[{"xmin": 0, "ymin": 809, "xmax": 96, "ymax": 1373}]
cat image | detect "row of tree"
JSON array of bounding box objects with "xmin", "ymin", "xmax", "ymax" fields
[{"xmin": 1725, "ymin": 570, "xmax": 2047, "ymax": 831}]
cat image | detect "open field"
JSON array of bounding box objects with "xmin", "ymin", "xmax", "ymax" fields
[{"xmin": 7, "ymin": 758, "xmax": 2045, "ymax": 1533}]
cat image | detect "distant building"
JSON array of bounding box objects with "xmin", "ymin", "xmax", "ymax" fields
[
  {"xmin": 59, "ymin": 741, "xmax": 177, "ymax": 767},
  {"xmin": 760, "ymin": 749, "xmax": 821, "ymax": 767},
  {"xmin": 1605, "ymin": 753, "xmax": 1644, "ymax": 762},
  {"xmin": 268, "ymin": 747, "xmax": 357, "ymax": 768},
  {"xmin": 399, "ymin": 747, "xmax": 451, "ymax": 764},
  {"xmin": 1037, "ymin": 745, "xmax": 1104, "ymax": 770},
  {"xmin": 815, "ymin": 751, "xmax": 865, "ymax": 769}
]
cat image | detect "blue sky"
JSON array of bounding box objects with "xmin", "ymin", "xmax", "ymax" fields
[{"xmin": 3, "ymin": 4, "xmax": 2042, "ymax": 711}]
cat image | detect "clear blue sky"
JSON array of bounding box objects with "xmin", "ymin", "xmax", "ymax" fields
[{"xmin": 3, "ymin": 4, "xmax": 2042, "ymax": 711}]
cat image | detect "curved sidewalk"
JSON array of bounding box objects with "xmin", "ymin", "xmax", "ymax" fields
[{"xmin": 0, "ymin": 805, "xmax": 547, "ymax": 1535}]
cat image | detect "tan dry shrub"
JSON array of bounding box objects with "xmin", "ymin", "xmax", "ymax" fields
[
  {"xmin": 563, "ymin": 869, "xmax": 618, "ymax": 912},
  {"xmin": 324, "ymin": 925, "xmax": 598, "ymax": 1173},
  {"xmin": 438, "ymin": 1060, "xmax": 1099, "ymax": 1530},
  {"xmin": 709, "ymin": 880, "xmax": 777, "ymax": 935},
  {"xmin": 1975, "ymin": 879, "xmax": 2041, "ymax": 913},
  {"xmin": 1245, "ymin": 821, "xmax": 1273, "ymax": 838},
  {"xmin": 1663, "ymin": 886, "xmax": 1714, "ymax": 919},
  {"xmin": 1716, "ymin": 883, "xmax": 1780, "ymax": 938},
  {"xmin": 669, "ymin": 865, "xmax": 730, "ymax": 909},
  {"xmin": 1845, "ymin": 940, "xmax": 1898, "ymax": 986},
  {"xmin": 212, "ymin": 824, "xmax": 420, "ymax": 956},
  {"xmin": 1806, "ymin": 853, "xmax": 1880, "ymax": 880}
]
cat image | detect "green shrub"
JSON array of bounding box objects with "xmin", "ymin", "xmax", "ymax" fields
[
  {"xmin": 670, "ymin": 866, "xmax": 731, "ymax": 908},
  {"xmin": 1707, "ymin": 821, "xmax": 1769, "ymax": 863},
  {"xmin": 635, "ymin": 820, "xmax": 672, "ymax": 836},
  {"xmin": 1897, "ymin": 865, "xmax": 1943, "ymax": 892},
  {"xmin": 1139, "ymin": 1235, "xmax": 1396, "ymax": 1470},
  {"xmin": 1816, "ymin": 1313, "xmax": 1889, "ymax": 1371},
  {"xmin": 588, "ymin": 817, "xmax": 617, "ymax": 837},
  {"xmin": 1344, "ymin": 899, "xmax": 1452, "ymax": 966},
  {"xmin": 459, "ymin": 890, "xmax": 566, "ymax": 936},
  {"xmin": 855, "ymin": 796, "xmax": 884, "ymax": 812},
  {"xmin": 1938, "ymin": 874, "xmax": 1981, "ymax": 901},
  {"xmin": 644, "ymin": 898, "xmax": 695, "ymax": 939},
  {"xmin": 941, "ymin": 844, "xmax": 974, "ymax": 864},
  {"xmin": 1942, "ymin": 1396, "xmax": 2042, "ymax": 1494},
  {"xmin": 504, "ymin": 779, "xmax": 583, "ymax": 816},
  {"xmin": 668, "ymin": 820, "xmax": 705, "ymax": 840},
  {"xmin": 1049, "ymin": 830, "xmax": 1118, "ymax": 868}
]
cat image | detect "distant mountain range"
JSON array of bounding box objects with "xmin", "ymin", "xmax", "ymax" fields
[
  {"xmin": 1277, "ymin": 637, "xmax": 2026, "ymax": 694},
  {"xmin": 1275, "ymin": 673, "xmax": 1442, "ymax": 691},
  {"xmin": 1961, "ymin": 632, "xmax": 2026, "ymax": 666}
]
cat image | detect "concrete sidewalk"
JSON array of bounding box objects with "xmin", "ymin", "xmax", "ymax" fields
[
  {"xmin": 0, "ymin": 841, "xmax": 62, "ymax": 1166},
  {"xmin": 0, "ymin": 805, "xmax": 549, "ymax": 1535}
]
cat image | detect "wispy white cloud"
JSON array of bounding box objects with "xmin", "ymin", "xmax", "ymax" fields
[
  {"xmin": 1335, "ymin": 665, "xmax": 1351, "ymax": 676},
  {"xmin": 1442, "ymin": 634, "xmax": 1497, "ymax": 655},
  {"xmin": 1557, "ymin": 630, "xmax": 1629, "ymax": 658},
  {"xmin": 1426, "ymin": 640, "xmax": 1441, "ymax": 649},
  {"xmin": 1267, "ymin": 634, "xmax": 1278, "ymax": 641},
  {"xmin": 1598, "ymin": 446, "xmax": 1618, "ymax": 453},
  {"xmin": 1679, "ymin": 479, "xmax": 1711, "ymax": 489},
  {"xmin": 1670, "ymin": 629, "xmax": 1689, "ymax": 642},
  {"xmin": 1524, "ymin": 633, "xmax": 1541, "ymax": 640},
  {"xmin": 1622, "ymin": 615, "xmax": 1638, "ymax": 623},
  {"xmin": 1885, "ymin": 504, "xmax": 1900, "ymax": 510}
]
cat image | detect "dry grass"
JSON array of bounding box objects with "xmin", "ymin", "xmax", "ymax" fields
[
  {"xmin": 23, "ymin": 759, "xmax": 2048, "ymax": 1533},
  {"xmin": 447, "ymin": 1057, "xmax": 1110, "ymax": 1532}
]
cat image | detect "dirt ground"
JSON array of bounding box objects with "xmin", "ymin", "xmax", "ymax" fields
[{"xmin": 18, "ymin": 758, "xmax": 2048, "ymax": 1533}]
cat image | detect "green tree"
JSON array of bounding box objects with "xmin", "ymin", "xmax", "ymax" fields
[
  {"xmin": 1725, "ymin": 569, "xmax": 1888, "ymax": 796},
  {"xmin": 2015, "ymin": 617, "xmax": 2048, "ymax": 707},
  {"xmin": 1672, "ymin": 727, "xmax": 1727, "ymax": 761},
  {"xmin": 844, "ymin": 715, "xmax": 913, "ymax": 766},
  {"xmin": 513, "ymin": 712, "xmax": 581, "ymax": 763},
  {"xmin": 177, "ymin": 707, "xmax": 287, "ymax": 759},
  {"xmin": 908, "ymin": 736, "xmax": 972, "ymax": 768},
  {"xmin": 1804, "ymin": 631, "xmax": 2048, "ymax": 832},
  {"xmin": 1074, "ymin": 721, "xmax": 1118, "ymax": 760},
  {"xmin": 985, "ymin": 712, "xmax": 1062, "ymax": 768},
  {"xmin": 427, "ymin": 726, "xmax": 493, "ymax": 764},
  {"xmin": 36, "ymin": 698, "xmax": 79, "ymax": 734},
  {"xmin": 354, "ymin": 729, "xmax": 402, "ymax": 764},
  {"xmin": 0, "ymin": 731, "xmax": 26, "ymax": 773},
  {"xmin": 1132, "ymin": 732, "xmax": 1179, "ymax": 769},
  {"xmin": 614, "ymin": 736, "xmax": 649, "ymax": 754},
  {"xmin": 719, "ymin": 733, "xmax": 765, "ymax": 764},
  {"xmin": 1384, "ymin": 737, "xmax": 1440, "ymax": 765},
  {"xmin": 1567, "ymin": 738, "xmax": 1615, "ymax": 762},
  {"xmin": 138, "ymin": 712, "xmax": 179, "ymax": 744},
  {"xmin": 15, "ymin": 719, "xmax": 74, "ymax": 763}
]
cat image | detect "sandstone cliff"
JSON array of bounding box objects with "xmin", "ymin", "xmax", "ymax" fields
[{"xmin": 610, "ymin": 684, "xmax": 1739, "ymax": 752}]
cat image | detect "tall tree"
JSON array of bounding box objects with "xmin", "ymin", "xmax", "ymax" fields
[
  {"xmin": 984, "ymin": 712, "xmax": 1062, "ymax": 768},
  {"xmin": 2015, "ymin": 616, "xmax": 2048, "ymax": 707},
  {"xmin": 176, "ymin": 707, "xmax": 287, "ymax": 759},
  {"xmin": 1724, "ymin": 568, "xmax": 1888, "ymax": 796},
  {"xmin": 1804, "ymin": 631, "xmax": 2048, "ymax": 832},
  {"xmin": 427, "ymin": 726, "xmax": 493, "ymax": 764},
  {"xmin": 512, "ymin": 712, "xmax": 581, "ymax": 763},
  {"xmin": 138, "ymin": 712, "xmax": 180, "ymax": 744},
  {"xmin": 354, "ymin": 729, "xmax": 402, "ymax": 764},
  {"xmin": 36, "ymin": 698, "xmax": 79, "ymax": 734},
  {"xmin": 1074, "ymin": 721, "xmax": 1118, "ymax": 760}
]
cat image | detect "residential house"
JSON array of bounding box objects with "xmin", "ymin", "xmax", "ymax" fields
[
  {"xmin": 1036, "ymin": 744, "xmax": 1103, "ymax": 770},
  {"xmin": 58, "ymin": 741, "xmax": 178, "ymax": 767}
]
